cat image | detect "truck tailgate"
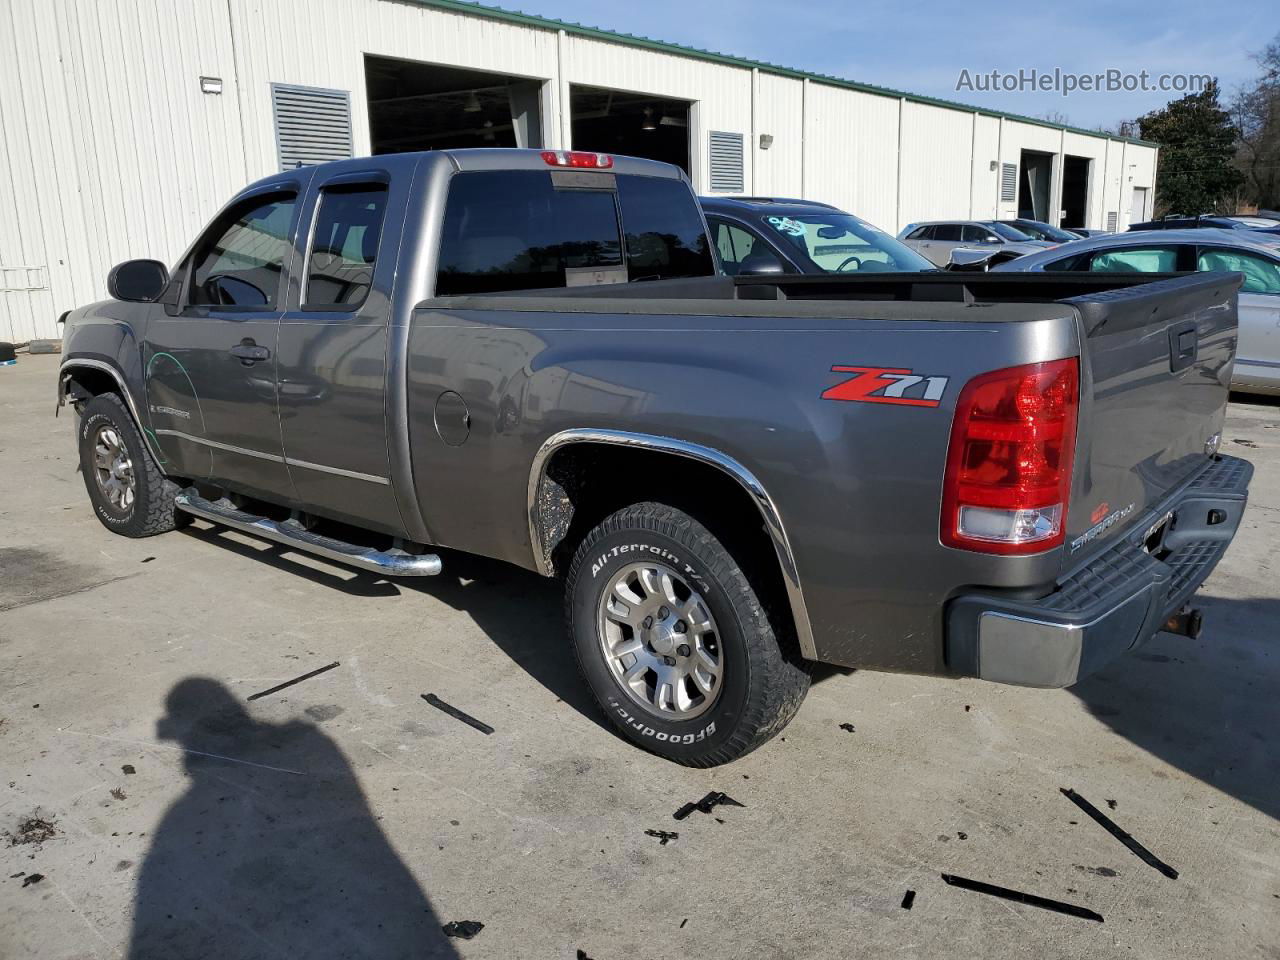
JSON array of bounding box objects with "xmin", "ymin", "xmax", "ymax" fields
[{"xmin": 1063, "ymin": 272, "xmax": 1242, "ymax": 563}]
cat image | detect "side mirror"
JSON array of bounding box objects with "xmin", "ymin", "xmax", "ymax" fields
[
  {"xmin": 736, "ymin": 252, "xmax": 786, "ymax": 276},
  {"xmin": 947, "ymin": 248, "xmax": 998, "ymax": 271},
  {"xmin": 108, "ymin": 259, "xmax": 169, "ymax": 302}
]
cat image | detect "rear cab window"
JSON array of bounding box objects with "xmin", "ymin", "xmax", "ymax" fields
[{"xmin": 434, "ymin": 169, "xmax": 712, "ymax": 296}]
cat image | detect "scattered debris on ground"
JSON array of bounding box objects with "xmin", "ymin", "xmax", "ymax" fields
[
  {"xmin": 901, "ymin": 890, "xmax": 916, "ymax": 910},
  {"xmin": 121, "ymin": 764, "xmax": 136, "ymax": 775},
  {"xmin": 940, "ymin": 873, "xmax": 1103, "ymax": 923},
  {"xmin": 680, "ymin": 919, "xmax": 688, "ymax": 928},
  {"xmin": 442, "ymin": 920, "xmax": 484, "ymax": 940},
  {"xmin": 141, "ymin": 556, "xmax": 155, "ymax": 563},
  {"xmin": 1060, "ymin": 788, "xmax": 1178, "ymax": 879},
  {"xmin": 22, "ymin": 873, "xmax": 45, "ymax": 888},
  {"xmin": 1233, "ymin": 438, "xmax": 1258, "ymax": 448},
  {"xmin": 421, "ymin": 693, "xmax": 494, "ymax": 735},
  {"xmin": 644, "ymin": 829, "xmax": 678, "ymax": 845},
  {"xmin": 673, "ymin": 791, "xmax": 746, "ymax": 821},
  {"xmin": 247, "ymin": 661, "xmax": 341, "ymax": 701},
  {"xmin": 956, "ymin": 832, "xmax": 968, "ymax": 840},
  {"xmin": 6, "ymin": 814, "xmax": 57, "ymax": 848},
  {"xmin": 576, "ymin": 950, "xmax": 596, "ymax": 960},
  {"xmin": 109, "ymin": 787, "xmax": 126, "ymax": 800},
  {"xmin": 838, "ymin": 722, "xmax": 855, "ymax": 733},
  {"xmin": 1105, "ymin": 798, "xmax": 1117, "ymax": 810},
  {"xmin": 964, "ymin": 705, "xmax": 971, "ymax": 712},
  {"xmin": 1075, "ymin": 865, "xmax": 1118, "ymax": 877}
]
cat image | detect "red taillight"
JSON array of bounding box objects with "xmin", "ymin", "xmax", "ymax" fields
[
  {"xmin": 941, "ymin": 357, "xmax": 1079, "ymax": 555},
  {"xmin": 540, "ymin": 150, "xmax": 614, "ymax": 169}
]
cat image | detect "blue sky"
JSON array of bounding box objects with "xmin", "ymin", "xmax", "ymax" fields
[{"xmin": 512, "ymin": 0, "xmax": 1277, "ymax": 129}]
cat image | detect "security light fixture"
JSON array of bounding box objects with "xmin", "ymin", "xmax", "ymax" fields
[
  {"xmin": 759, "ymin": 134, "xmax": 774, "ymax": 150},
  {"xmin": 200, "ymin": 76, "xmax": 223, "ymax": 95},
  {"xmin": 641, "ymin": 107, "xmax": 656, "ymax": 132}
]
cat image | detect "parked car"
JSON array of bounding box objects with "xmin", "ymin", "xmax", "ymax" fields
[
  {"xmin": 1069, "ymin": 228, "xmax": 1113, "ymax": 238},
  {"xmin": 58, "ymin": 149, "xmax": 1251, "ymax": 766},
  {"xmin": 997, "ymin": 219, "xmax": 1082, "ymax": 243},
  {"xmin": 1129, "ymin": 215, "xmax": 1252, "ymax": 232},
  {"xmin": 993, "ymin": 228, "xmax": 1280, "ymax": 394},
  {"xmin": 699, "ymin": 197, "xmax": 934, "ymax": 274},
  {"xmin": 897, "ymin": 220, "xmax": 1053, "ymax": 267}
]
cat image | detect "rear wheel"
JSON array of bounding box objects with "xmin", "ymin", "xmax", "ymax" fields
[
  {"xmin": 565, "ymin": 501, "xmax": 809, "ymax": 766},
  {"xmin": 78, "ymin": 393, "xmax": 187, "ymax": 537}
]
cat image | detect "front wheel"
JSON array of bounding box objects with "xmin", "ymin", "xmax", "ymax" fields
[
  {"xmin": 565, "ymin": 502, "xmax": 810, "ymax": 766},
  {"xmin": 77, "ymin": 393, "xmax": 187, "ymax": 538}
]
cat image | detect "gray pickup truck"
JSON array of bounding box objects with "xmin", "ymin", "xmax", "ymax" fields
[{"xmin": 59, "ymin": 148, "xmax": 1251, "ymax": 766}]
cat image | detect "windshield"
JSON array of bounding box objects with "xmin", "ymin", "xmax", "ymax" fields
[
  {"xmin": 987, "ymin": 222, "xmax": 1035, "ymax": 241},
  {"xmin": 1009, "ymin": 220, "xmax": 1078, "ymax": 242},
  {"xmin": 760, "ymin": 213, "xmax": 934, "ymax": 272}
]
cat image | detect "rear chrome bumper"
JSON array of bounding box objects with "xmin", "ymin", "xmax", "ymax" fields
[{"xmin": 945, "ymin": 455, "xmax": 1253, "ymax": 688}]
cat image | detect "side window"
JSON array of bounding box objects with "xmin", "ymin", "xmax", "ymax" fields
[
  {"xmin": 709, "ymin": 219, "xmax": 760, "ymax": 275},
  {"xmin": 1088, "ymin": 246, "xmax": 1179, "ymax": 273},
  {"xmin": 933, "ymin": 224, "xmax": 962, "ymax": 242},
  {"xmin": 1043, "ymin": 252, "xmax": 1093, "ymax": 271},
  {"xmin": 616, "ymin": 175, "xmax": 715, "ymax": 281},
  {"xmin": 189, "ymin": 193, "xmax": 296, "ymax": 308},
  {"xmin": 1196, "ymin": 248, "xmax": 1280, "ymax": 294},
  {"xmin": 905, "ymin": 226, "xmax": 930, "ymax": 240},
  {"xmin": 436, "ymin": 171, "xmax": 623, "ymax": 296},
  {"xmin": 304, "ymin": 184, "xmax": 388, "ymax": 308},
  {"xmin": 961, "ymin": 225, "xmax": 992, "ymax": 243}
]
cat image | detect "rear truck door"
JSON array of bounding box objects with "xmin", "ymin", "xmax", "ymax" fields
[
  {"xmin": 1062, "ymin": 269, "xmax": 1241, "ymax": 567},
  {"xmin": 144, "ymin": 180, "xmax": 307, "ymax": 502},
  {"xmin": 274, "ymin": 160, "xmax": 410, "ymax": 535},
  {"xmin": 1194, "ymin": 245, "xmax": 1280, "ymax": 384}
]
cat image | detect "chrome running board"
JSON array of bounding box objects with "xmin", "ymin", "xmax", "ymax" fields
[{"xmin": 174, "ymin": 488, "xmax": 442, "ymax": 577}]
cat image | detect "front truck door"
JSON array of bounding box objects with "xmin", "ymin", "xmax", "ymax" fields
[
  {"xmin": 274, "ymin": 165, "xmax": 406, "ymax": 535},
  {"xmin": 145, "ymin": 182, "xmax": 307, "ymax": 502}
]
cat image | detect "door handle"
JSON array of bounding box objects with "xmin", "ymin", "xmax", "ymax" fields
[{"xmin": 230, "ymin": 339, "xmax": 271, "ymax": 365}]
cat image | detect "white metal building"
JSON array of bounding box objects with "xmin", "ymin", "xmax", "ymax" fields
[{"xmin": 0, "ymin": 0, "xmax": 1159, "ymax": 342}]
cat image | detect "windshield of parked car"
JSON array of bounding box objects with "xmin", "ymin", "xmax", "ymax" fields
[
  {"xmin": 1008, "ymin": 220, "xmax": 1078, "ymax": 242},
  {"xmin": 760, "ymin": 213, "xmax": 934, "ymax": 272},
  {"xmin": 986, "ymin": 222, "xmax": 1036, "ymax": 241}
]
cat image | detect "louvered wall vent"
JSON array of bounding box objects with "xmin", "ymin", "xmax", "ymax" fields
[
  {"xmin": 1107, "ymin": 212, "xmax": 1119, "ymax": 231},
  {"xmin": 271, "ymin": 83, "xmax": 353, "ymax": 172},
  {"xmin": 709, "ymin": 131, "xmax": 745, "ymax": 192},
  {"xmin": 1000, "ymin": 163, "xmax": 1017, "ymax": 202}
]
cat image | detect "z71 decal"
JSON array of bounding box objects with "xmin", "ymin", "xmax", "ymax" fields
[{"xmin": 821, "ymin": 366, "xmax": 949, "ymax": 407}]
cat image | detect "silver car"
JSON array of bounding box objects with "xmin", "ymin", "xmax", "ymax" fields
[
  {"xmin": 897, "ymin": 220, "xmax": 1054, "ymax": 267},
  {"xmin": 994, "ymin": 228, "xmax": 1280, "ymax": 395}
]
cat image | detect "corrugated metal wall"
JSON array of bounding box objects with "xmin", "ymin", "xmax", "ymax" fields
[{"xmin": 0, "ymin": 0, "xmax": 1158, "ymax": 342}]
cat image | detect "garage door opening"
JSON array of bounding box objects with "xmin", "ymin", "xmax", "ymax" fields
[
  {"xmin": 365, "ymin": 54, "xmax": 543, "ymax": 154},
  {"xmin": 1018, "ymin": 150, "xmax": 1054, "ymax": 222},
  {"xmin": 569, "ymin": 85, "xmax": 690, "ymax": 173},
  {"xmin": 1061, "ymin": 155, "xmax": 1091, "ymax": 229}
]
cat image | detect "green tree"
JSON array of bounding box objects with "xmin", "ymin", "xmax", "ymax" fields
[
  {"xmin": 1231, "ymin": 34, "xmax": 1280, "ymax": 210},
  {"xmin": 1138, "ymin": 80, "xmax": 1243, "ymax": 215}
]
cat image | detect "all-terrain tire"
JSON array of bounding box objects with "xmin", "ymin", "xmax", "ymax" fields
[
  {"xmin": 77, "ymin": 392, "xmax": 187, "ymax": 538},
  {"xmin": 565, "ymin": 501, "xmax": 810, "ymax": 766}
]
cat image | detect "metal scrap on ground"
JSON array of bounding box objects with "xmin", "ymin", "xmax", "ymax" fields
[
  {"xmin": 673, "ymin": 791, "xmax": 746, "ymax": 821},
  {"xmin": 901, "ymin": 890, "xmax": 916, "ymax": 910},
  {"xmin": 940, "ymin": 873, "xmax": 1103, "ymax": 923},
  {"xmin": 421, "ymin": 693, "xmax": 495, "ymax": 735},
  {"xmin": 644, "ymin": 829, "xmax": 679, "ymax": 845},
  {"xmin": 1060, "ymin": 788, "xmax": 1178, "ymax": 879},
  {"xmin": 246, "ymin": 661, "xmax": 341, "ymax": 701},
  {"xmin": 442, "ymin": 920, "xmax": 484, "ymax": 939}
]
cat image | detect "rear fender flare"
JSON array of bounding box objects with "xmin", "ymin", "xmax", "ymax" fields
[{"xmin": 527, "ymin": 428, "xmax": 817, "ymax": 660}]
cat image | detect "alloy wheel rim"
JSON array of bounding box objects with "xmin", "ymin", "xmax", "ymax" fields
[
  {"xmin": 596, "ymin": 561, "xmax": 723, "ymax": 721},
  {"xmin": 92, "ymin": 424, "xmax": 135, "ymax": 512}
]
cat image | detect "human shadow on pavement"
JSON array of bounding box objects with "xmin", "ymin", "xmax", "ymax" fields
[
  {"xmin": 1070, "ymin": 595, "xmax": 1280, "ymax": 822},
  {"xmin": 127, "ymin": 678, "xmax": 459, "ymax": 960}
]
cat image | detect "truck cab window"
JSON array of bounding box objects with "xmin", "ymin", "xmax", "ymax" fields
[
  {"xmin": 435, "ymin": 171, "xmax": 624, "ymax": 296},
  {"xmin": 304, "ymin": 185, "xmax": 388, "ymax": 308},
  {"xmin": 189, "ymin": 194, "xmax": 296, "ymax": 308},
  {"xmin": 615, "ymin": 175, "xmax": 714, "ymax": 281}
]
